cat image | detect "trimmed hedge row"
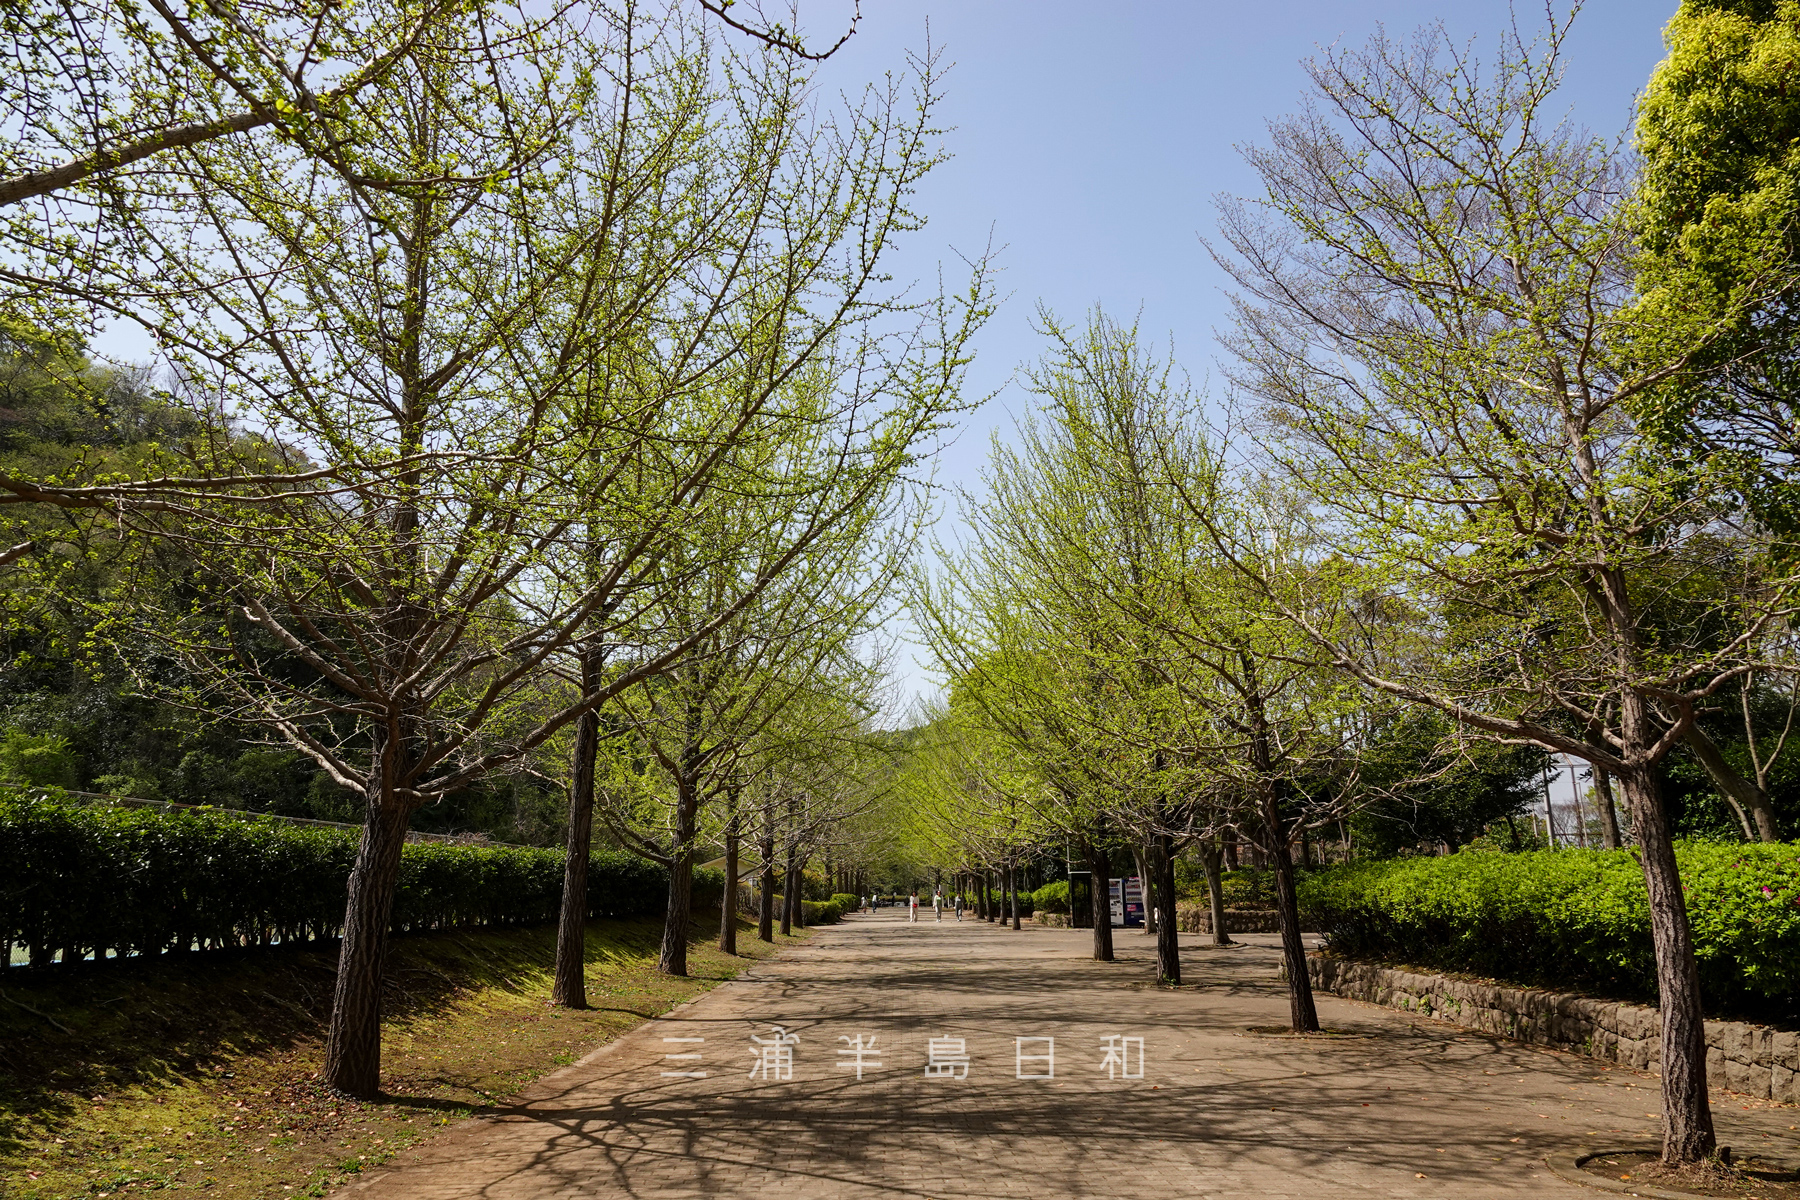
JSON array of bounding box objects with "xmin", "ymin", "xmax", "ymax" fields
[
  {"xmin": 1031, "ymin": 880, "xmax": 1070, "ymax": 914},
  {"xmin": 1, "ymin": 790, "xmax": 709, "ymax": 965},
  {"xmin": 1297, "ymin": 843, "xmax": 1800, "ymax": 1011},
  {"xmin": 801, "ymin": 897, "xmax": 847, "ymax": 924}
]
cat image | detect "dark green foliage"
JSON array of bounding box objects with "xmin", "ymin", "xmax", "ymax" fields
[
  {"xmin": 1663, "ymin": 693, "xmax": 1800, "ymax": 841},
  {"xmin": 689, "ymin": 867, "xmax": 724, "ymax": 917},
  {"xmin": 0, "ymin": 328, "xmax": 568, "ymax": 850},
  {"xmin": 1175, "ymin": 865, "xmax": 1287, "ymax": 907},
  {"xmin": 0, "ymin": 730, "xmax": 77, "ymax": 788},
  {"xmin": 1351, "ymin": 712, "xmax": 1548, "ymax": 856},
  {"xmin": 0, "ymin": 321, "xmax": 198, "ymax": 457},
  {"xmin": 800, "ymin": 898, "xmax": 848, "ymax": 924},
  {"xmin": 0, "ymin": 791, "xmax": 683, "ymax": 967},
  {"xmin": 1030, "ymin": 880, "xmax": 1070, "ymax": 914},
  {"xmin": 1298, "ymin": 845, "xmax": 1800, "ymax": 1018},
  {"xmin": 976, "ymin": 888, "xmax": 1033, "ymax": 917}
]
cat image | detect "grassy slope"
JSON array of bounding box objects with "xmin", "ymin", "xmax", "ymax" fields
[{"xmin": 0, "ymin": 916, "xmax": 807, "ymax": 1198}]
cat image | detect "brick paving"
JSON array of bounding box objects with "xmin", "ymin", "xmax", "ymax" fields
[{"xmin": 342, "ymin": 910, "xmax": 1798, "ymax": 1198}]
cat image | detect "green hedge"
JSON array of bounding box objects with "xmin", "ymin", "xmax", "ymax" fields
[
  {"xmin": 1298, "ymin": 843, "xmax": 1800, "ymax": 1014},
  {"xmin": 974, "ymin": 889, "xmax": 1034, "ymax": 916},
  {"xmin": 1031, "ymin": 880, "xmax": 1070, "ymax": 914},
  {"xmin": 801, "ymin": 898, "xmax": 845, "ymax": 924},
  {"xmin": 829, "ymin": 893, "xmax": 861, "ymax": 913},
  {"xmin": 1, "ymin": 790, "xmax": 691, "ymax": 965}
]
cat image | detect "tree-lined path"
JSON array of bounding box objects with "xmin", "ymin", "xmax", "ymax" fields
[{"xmin": 337, "ymin": 915, "xmax": 1792, "ymax": 1198}]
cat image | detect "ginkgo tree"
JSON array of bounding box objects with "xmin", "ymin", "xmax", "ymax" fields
[
  {"xmin": 1206, "ymin": 13, "xmax": 1800, "ymax": 1162},
  {"xmin": 2, "ymin": 0, "xmax": 990, "ymax": 1100}
]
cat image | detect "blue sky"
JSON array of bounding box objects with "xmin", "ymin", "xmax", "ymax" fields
[{"xmin": 798, "ymin": 0, "xmax": 1678, "ymax": 714}]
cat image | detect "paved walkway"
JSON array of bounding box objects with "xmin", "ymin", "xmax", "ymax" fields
[{"xmin": 344, "ymin": 911, "xmax": 1796, "ymax": 1198}]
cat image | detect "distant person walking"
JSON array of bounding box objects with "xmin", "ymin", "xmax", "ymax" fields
[
  {"xmin": 954, "ymin": 894, "xmax": 963, "ymax": 921},
  {"xmin": 933, "ymin": 888, "xmax": 943, "ymax": 922},
  {"xmin": 909, "ymin": 892, "xmax": 918, "ymax": 922}
]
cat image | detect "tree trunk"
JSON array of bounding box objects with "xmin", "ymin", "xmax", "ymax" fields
[
  {"xmin": 1132, "ymin": 846, "xmax": 1154, "ymax": 936},
  {"xmin": 1154, "ymin": 831, "xmax": 1180, "ymax": 984},
  {"xmin": 659, "ymin": 779, "xmax": 698, "ymax": 977},
  {"xmin": 322, "ymin": 788, "xmax": 414, "ymax": 1098},
  {"xmin": 1010, "ymin": 866, "xmax": 1021, "ymax": 930},
  {"xmin": 1615, "ymin": 764, "xmax": 1717, "ymax": 1164},
  {"xmin": 1684, "ymin": 725, "xmax": 1779, "ymax": 842},
  {"xmin": 758, "ymin": 824, "xmax": 775, "ymax": 943},
  {"xmin": 1200, "ymin": 837, "xmax": 1232, "ymax": 946},
  {"xmin": 552, "ymin": 661, "xmax": 602, "ymax": 1008},
  {"xmin": 1571, "ymin": 766, "xmax": 1589, "ymax": 847},
  {"xmin": 1087, "ymin": 840, "xmax": 1114, "ymax": 962},
  {"xmin": 1222, "ymin": 825, "xmax": 1240, "ymax": 871},
  {"xmin": 780, "ymin": 849, "xmax": 795, "ymax": 936},
  {"xmin": 791, "ymin": 857, "xmax": 807, "ymax": 928},
  {"xmin": 1260, "ymin": 788, "xmax": 1318, "ymax": 1033},
  {"xmin": 718, "ymin": 806, "xmax": 738, "ymax": 955},
  {"xmin": 1593, "ymin": 767, "xmax": 1622, "ymax": 849}
]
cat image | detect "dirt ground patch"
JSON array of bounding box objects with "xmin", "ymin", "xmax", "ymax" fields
[
  {"xmin": 1, "ymin": 916, "xmax": 808, "ymax": 1199},
  {"xmin": 1577, "ymin": 1149, "xmax": 1800, "ymax": 1199}
]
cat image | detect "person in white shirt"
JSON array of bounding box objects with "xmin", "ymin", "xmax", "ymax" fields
[
  {"xmin": 933, "ymin": 889, "xmax": 943, "ymax": 922},
  {"xmin": 908, "ymin": 891, "xmax": 918, "ymax": 922}
]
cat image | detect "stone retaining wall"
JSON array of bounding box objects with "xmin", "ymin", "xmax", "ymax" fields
[
  {"xmin": 1307, "ymin": 957, "xmax": 1800, "ymax": 1104},
  {"xmin": 1175, "ymin": 903, "xmax": 1282, "ymax": 934},
  {"xmin": 1031, "ymin": 908, "xmax": 1284, "ymax": 933}
]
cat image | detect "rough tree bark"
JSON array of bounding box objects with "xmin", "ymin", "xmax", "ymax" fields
[
  {"xmin": 322, "ymin": 778, "xmax": 416, "ymax": 1098},
  {"xmin": 1258, "ymin": 789, "xmax": 1318, "ymax": 1033},
  {"xmin": 718, "ymin": 799, "xmax": 739, "ymax": 955},
  {"xmin": 1087, "ymin": 839, "xmax": 1114, "ymax": 962},
  {"xmin": 758, "ymin": 813, "xmax": 775, "ymax": 943},
  {"xmin": 1617, "ymin": 761, "xmax": 1717, "ymax": 1163},
  {"xmin": 551, "ymin": 646, "xmax": 604, "ymax": 1008},
  {"xmin": 1200, "ymin": 837, "xmax": 1233, "ymax": 947},
  {"xmin": 658, "ymin": 777, "xmax": 698, "ymax": 976},
  {"xmin": 780, "ymin": 847, "xmax": 795, "ymax": 936},
  {"xmin": 1132, "ymin": 846, "xmax": 1155, "ymax": 937},
  {"xmin": 1153, "ymin": 831, "xmax": 1180, "ymax": 984},
  {"xmin": 1592, "ymin": 767, "xmax": 1623, "ymax": 849}
]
